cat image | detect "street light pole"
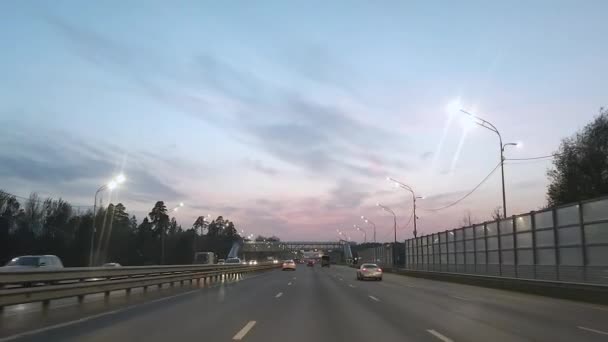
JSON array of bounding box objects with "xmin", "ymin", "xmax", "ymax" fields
[
  {"xmin": 360, "ymin": 216, "xmax": 376, "ymax": 243},
  {"xmin": 163, "ymin": 202, "xmax": 184, "ymax": 265},
  {"xmin": 89, "ymin": 184, "xmax": 106, "ymax": 267},
  {"xmin": 387, "ymin": 178, "xmax": 423, "ymax": 238},
  {"xmin": 460, "ymin": 110, "xmax": 520, "ymax": 218},
  {"xmin": 377, "ymin": 203, "xmax": 397, "ymax": 243},
  {"xmin": 89, "ymin": 174, "xmax": 126, "ymax": 267}
]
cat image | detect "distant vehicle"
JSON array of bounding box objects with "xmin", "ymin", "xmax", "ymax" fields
[
  {"xmin": 282, "ymin": 260, "xmax": 296, "ymax": 271},
  {"xmin": 321, "ymin": 255, "xmax": 330, "ymax": 267},
  {"xmin": 102, "ymin": 262, "xmax": 121, "ymax": 267},
  {"xmin": 218, "ymin": 259, "xmax": 226, "ymax": 265},
  {"xmin": 356, "ymin": 263, "xmax": 382, "ymax": 281},
  {"xmin": 193, "ymin": 252, "xmax": 215, "ymax": 265},
  {"xmin": 1, "ymin": 255, "xmax": 64, "ymax": 271},
  {"xmin": 306, "ymin": 260, "xmax": 314, "ymax": 267},
  {"xmin": 225, "ymin": 258, "xmax": 241, "ymax": 264},
  {"xmin": 248, "ymin": 260, "xmax": 258, "ymax": 265}
]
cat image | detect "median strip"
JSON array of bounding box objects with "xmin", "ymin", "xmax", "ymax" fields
[
  {"xmin": 233, "ymin": 321, "xmax": 256, "ymax": 340},
  {"xmin": 427, "ymin": 329, "xmax": 454, "ymax": 342}
]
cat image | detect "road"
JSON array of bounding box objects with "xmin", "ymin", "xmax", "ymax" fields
[{"xmin": 1, "ymin": 265, "xmax": 608, "ymax": 341}]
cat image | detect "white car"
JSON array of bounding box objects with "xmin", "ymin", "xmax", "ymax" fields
[
  {"xmin": 1, "ymin": 255, "xmax": 64, "ymax": 271},
  {"xmin": 356, "ymin": 263, "xmax": 383, "ymax": 281},
  {"xmin": 282, "ymin": 260, "xmax": 296, "ymax": 271},
  {"xmin": 225, "ymin": 258, "xmax": 241, "ymax": 264}
]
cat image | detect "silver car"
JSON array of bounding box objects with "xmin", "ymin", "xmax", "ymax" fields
[
  {"xmin": 1, "ymin": 255, "xmax": 64, "ymax": 271},
  {"xmin": 356, "ymin": 263, "xmax": 383, "ymax": 281}
]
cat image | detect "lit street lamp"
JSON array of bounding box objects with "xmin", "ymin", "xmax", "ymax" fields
[
  {"xmin": 387, "ymin": 177, "xmax": 423, "ymax": 238},
  {"xmin": 377, "ymin": 203, "xmax": 397, "ymax": 243},
  {"xmin": 353, "ymin": 224, "xmax": 367, "ymax": 243},
  {"xmin": 460, "ymin": 109, "xmax": 521, "ymax": 218},
  {"xmin": 162, "ymin": 202, "xmax": 185, "ymax": 264},
  {"xmin": 90, "ymin": 174, "xmax": 126, "ymax": 266},
  {"xmin": 360, "ymin": 216, "xmax": 377, "ymax": 243},
  {"xmin": 171, "ymin": 202, "xmax": 185, "ymax": 214}
]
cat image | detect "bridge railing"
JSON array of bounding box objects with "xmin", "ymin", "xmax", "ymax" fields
[{"xmin": 0, "ymin": 263, "xmax": 279, "ymax": 309}]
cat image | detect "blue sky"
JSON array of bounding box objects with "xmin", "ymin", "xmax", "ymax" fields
[{"xmin": 1, "ymin": 1, "xmax": 606, "ymax": 241}]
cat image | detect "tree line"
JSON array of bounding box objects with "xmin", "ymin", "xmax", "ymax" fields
[{"xmin": 0, "ymin": 193, "xmax": 242, "ymax": 266}]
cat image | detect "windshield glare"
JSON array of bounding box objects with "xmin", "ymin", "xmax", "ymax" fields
[
  {"xmin": 362, "ymin": 264, "xmax": 378, "ymax": 269},
  {"xmin": 7, "ymin": 257, "xmax": 40, "ymax": 266}
]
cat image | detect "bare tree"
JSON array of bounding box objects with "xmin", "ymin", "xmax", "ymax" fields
[
  {"xmin": 490, "ymin": 206, "xmax": 503, "ymax": 221},
  {"xmin": 461, "ymin": 210, "xmax": 475, "ymax": 227}
]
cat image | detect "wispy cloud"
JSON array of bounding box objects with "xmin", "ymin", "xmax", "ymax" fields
[
  {"xmin": 0, "ymin": 124, "xmax": 187, "ymax": 202},
  {"xmin": 244, "ymin": 159, "xmax": 279, "ymax": 176},
  {"xmin": 49, "ymin": 18, "xmax": 413, "ymax": 181}
]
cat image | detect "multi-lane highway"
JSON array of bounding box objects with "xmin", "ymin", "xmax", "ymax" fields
[{"xmin": 1, "ymin": 265, "xmax": 608, "ymax": 341}]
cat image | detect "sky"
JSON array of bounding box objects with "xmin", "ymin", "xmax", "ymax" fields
[{"xmin": 1, "ymin": 1, "xmax": 607, "ymax": 242}]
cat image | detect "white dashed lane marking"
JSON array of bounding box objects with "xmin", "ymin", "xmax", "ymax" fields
[
  {"xmin": 233, "ymin": 321, "xmax": 257, "ymax": 340},
  {"xmin": 368, "ymin": 295, "xmax": 380, "ymax": 302},
  {"xmin": 427, "ymin": 329, "xmax": 454, "ymax": 342}
]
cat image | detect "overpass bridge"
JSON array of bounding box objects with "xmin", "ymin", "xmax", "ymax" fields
[{"xmin": 241, "ymin": 240, "xmax": 353, "ymax": 262}]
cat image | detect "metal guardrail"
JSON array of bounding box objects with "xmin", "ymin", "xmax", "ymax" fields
[{"xmin": 0, "ymin": 263, "xmax": 279, "ymax": 309}]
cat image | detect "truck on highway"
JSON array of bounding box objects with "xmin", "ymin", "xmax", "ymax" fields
[
  {"xmin": 321, "ymin": 255, "xmax": 330, "ymax": 267},
  {"xmin": 193, "ymin": 252, "xmax": 216, "ymax": 265}
]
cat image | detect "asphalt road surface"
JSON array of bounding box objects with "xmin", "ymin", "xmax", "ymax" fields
[{"xmin": 1, "ymin": 265, "xmax": 608, "ymax": 341}]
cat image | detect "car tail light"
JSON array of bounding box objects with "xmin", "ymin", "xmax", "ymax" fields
[{"xmin": 378, "ymin": 268, "xmax": 382, "ymax": 272}]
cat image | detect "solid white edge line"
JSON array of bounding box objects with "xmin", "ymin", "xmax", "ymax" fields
[
  {"xmin": 233, "ymin": 321, "xmax": 256, "ymax": 340},
  {"xmin": 0, "ymin": 271, "xmax": 274, "ymax": 342},
  {"xmin": 275, "ymin": 292, "xmax": 283, "ymax": 298},
  {"xmin": 0, "ymin": 289, "xmax": 200, "ymax": 342},
  {"xmin": 450, "ymin": 295, "xmax": 469, "ymax": 301},
  {"xmin": 427, "ymin": 329, "xmax": 454, "ymax": 342},
  {"xmin": 368, "ymin": 295, "xmax": 380, "ymax": 302},
  {"xmin": 578, "ymin": 326, "xmax": 608, "ymax": 336}
]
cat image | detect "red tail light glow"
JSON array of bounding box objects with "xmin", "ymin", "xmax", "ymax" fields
[{"xmin": 378, "ymin": 268, "xmax": 382, "ymax": 272}]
